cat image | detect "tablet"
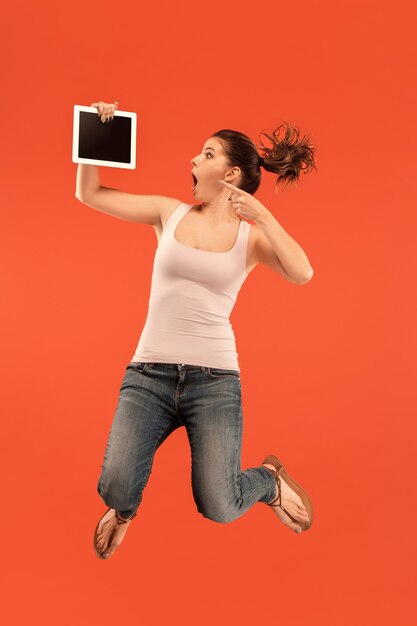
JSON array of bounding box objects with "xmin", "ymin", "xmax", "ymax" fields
[{"xmin": 72, "ymin": 105, "xmax": 137, "ymax": 169}]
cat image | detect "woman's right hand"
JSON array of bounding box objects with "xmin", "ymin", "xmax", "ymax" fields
[{"xmin": 90, "ymin": 100, "xmax": 119, "ymax": 123}]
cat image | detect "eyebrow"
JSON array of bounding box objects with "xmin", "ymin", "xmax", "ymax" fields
[{"xmin": 202, "ymin": 146, "xmax": 216, "ymax": 152}]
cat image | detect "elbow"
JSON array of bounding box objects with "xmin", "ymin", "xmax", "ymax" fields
[
  {"xmin": 75, "ymin": 187, "xmax": 101, "ymax": 203},
  {"xmin": 75, "ymin": 192, "xmax": 88, "ymax": 203}
]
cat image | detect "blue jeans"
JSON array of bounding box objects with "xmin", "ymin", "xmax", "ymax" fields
[{"xmin": 97, "ymin": 362, "xmax": 277, "ymax": 522}]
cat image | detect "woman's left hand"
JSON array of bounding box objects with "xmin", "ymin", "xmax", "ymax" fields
[{"xmin": 218, "ymin": 180, "xmax": 269, "ymax": 223}]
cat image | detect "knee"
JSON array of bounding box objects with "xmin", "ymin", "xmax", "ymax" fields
[{"xmin": 197, "ymin": 504, "xmax": 238, "ymax": 524}]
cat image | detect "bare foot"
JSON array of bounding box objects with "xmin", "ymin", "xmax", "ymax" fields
[
  {"xmin": 95, "ymin": 508, "xmax": 134, "ymax": 559},
  {"xmin": 263, "ymin": 464, "xmax": 310, "ymax": 533}
]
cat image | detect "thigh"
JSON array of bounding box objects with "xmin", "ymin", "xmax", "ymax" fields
[
  {"xmin": 99, "ymin": 362, "xmax": 180, "ymax": 476},
  {"xmin": 183, "ymin": 371, "xmax": 243, "ymax": 514}
]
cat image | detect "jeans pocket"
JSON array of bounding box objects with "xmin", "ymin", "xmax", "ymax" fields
[
  {"xmin": 127, "ymin": 361, "xmax": 149, "ymax": 373},
  {"xmin": 207, "ymin": 367, "xmax": 240, "ymax": 379}
]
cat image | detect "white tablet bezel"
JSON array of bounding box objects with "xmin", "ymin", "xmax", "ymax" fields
[{"xmin": 72, "ymin": 105, "xmax": 137, "ymax": 169}]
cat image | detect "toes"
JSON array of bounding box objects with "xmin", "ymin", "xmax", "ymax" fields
[
  {"xmin": 283, "ymin": 512, "xmax": 302, "ymax": 533},
  {"xmin": 103, "ymin": 541, "xmax": 118, "ymax": 559},
  {"xmin": 285, "ymin": 503, "xmax": 308, "ymax": 522},
  {"xmin": 97, "ymin": 536, "xmax": 106, "ymax": 550},
  {"xmin": 285, "ymin": 515, "xmax": 303, "ymax": 533},
  {"xmin": 296, "ymin": 509, "xmax": 310, "ymax": 526},
  {"xmin": 98, "ymin": 535, "xmax": 112, "ymax": 557},
  {"xmin": 97, "ymin": 537, "xmax": 108, "ymax": 551}
]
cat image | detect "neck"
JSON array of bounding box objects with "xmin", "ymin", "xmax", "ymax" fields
[{"xmin": 195, "ymin": 199, "xmax": 239, "ymax": 223}]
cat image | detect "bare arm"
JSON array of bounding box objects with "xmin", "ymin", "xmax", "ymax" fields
[
  {"xmin": 75, "ymin": 163, "xmax": 101, "ymax": 199},
  {"xmin": 75, "ymin": 101, "xmax": 182, "ymax": 225},
  {"xmin": 75, "ymin": 164, "xmax": 181, "ymax": 225}
]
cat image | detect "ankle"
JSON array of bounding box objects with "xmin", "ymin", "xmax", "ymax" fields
[
  {"xmin": 263, "ymin": 464, "xmax": 279, "ymax": 503},
  {"xmin": 116, "ymin": 510, "xmax": 134, "ymax": 522}
]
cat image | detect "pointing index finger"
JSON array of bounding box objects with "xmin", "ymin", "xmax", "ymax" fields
[{"xmin": 218, "ymin": 180, "xmax": 238, "ymax": 189}]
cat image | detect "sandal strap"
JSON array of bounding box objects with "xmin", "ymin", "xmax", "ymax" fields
[
  {"xmin": 263, "ymin": 463, "xmax": 298, "ymax": 524},
  {"xmin": 115, "ymin": 510, "xmax": 137, "ymax": 525},
  {"xmin": 264, "ymin": 466, "xmax": 283, "ymax": 506}
]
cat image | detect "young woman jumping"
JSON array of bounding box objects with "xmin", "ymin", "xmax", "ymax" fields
[{"xmin": 76, "ymin": 99, "xmax": 317, "ymax": 560}]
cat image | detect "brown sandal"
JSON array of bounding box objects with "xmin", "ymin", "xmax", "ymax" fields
[
  {"xmin": 262, "ymin": 454, "xmax": 314, "ymax": 531},
  {"xmin": 93, "ymin": 507, "xmax": 137, "ymax": 559}
]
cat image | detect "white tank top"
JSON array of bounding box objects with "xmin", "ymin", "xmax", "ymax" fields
[{"xmin": 132, "ymin": 201, "xmax": 251, "ymax": 371}]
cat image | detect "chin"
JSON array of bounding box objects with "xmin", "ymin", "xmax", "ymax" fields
[{"xmin": 193, "ymin": 189, "xmax": 205, "ymax": 201}]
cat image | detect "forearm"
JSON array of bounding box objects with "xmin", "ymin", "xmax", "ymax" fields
[
  {"xmin": 75, "ymin": 164, "xmax": 102, "ymax": 199},
  {"xmin": 257, "ymin": 210, "xmax": 314, "ymax": 282}
]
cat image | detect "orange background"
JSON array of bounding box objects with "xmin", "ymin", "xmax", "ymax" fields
[{"xmin": 2, "ymin": 0, "xmax": 416, "ymax": 624}]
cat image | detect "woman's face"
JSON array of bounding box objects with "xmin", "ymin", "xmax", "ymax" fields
[{"xmin": 190, "ymin": 137, "xmax": 239, "ymax": 202}]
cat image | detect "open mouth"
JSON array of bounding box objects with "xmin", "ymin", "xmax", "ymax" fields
[{"xmin": 191, "ymin": 173, "xmax": 198, "ymax": 190}]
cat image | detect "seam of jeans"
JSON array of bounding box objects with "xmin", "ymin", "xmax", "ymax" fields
[
  {"xmin": 140, "ymin": 420, "xmax": 178, "ymax": 493},
  {"xmin": 207, "ymin": 371, "xmax": 240, "ymax": 379}
]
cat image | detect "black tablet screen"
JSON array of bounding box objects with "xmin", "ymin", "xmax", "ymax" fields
[{"xmin": 78, "ymin": 111, "xmax": 132, "ymax": 163}]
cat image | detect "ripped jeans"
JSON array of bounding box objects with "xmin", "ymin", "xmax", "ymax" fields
[{"xmin": 97, "ymin": 362, "xmax": 277, "ymax": 522}]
